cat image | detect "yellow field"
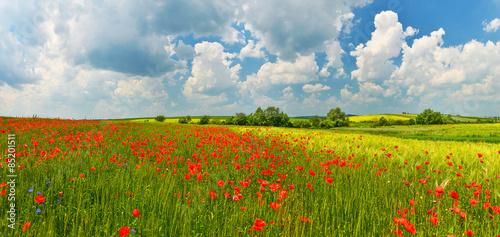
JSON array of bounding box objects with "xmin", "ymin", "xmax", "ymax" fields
[{"xmin": 349, "ymin": 114, "xmax": 416, "ymax": 122}]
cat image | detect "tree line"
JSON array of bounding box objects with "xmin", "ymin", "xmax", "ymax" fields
[{"xmin": 156, "ymin": 107, "xmax": 497, "ymax": 128}]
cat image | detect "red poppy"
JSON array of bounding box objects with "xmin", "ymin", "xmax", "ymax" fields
[
  {"xmin": 119, "ymin": 226, "xmax": 130, "ymax": 237},
  {"xmin": 23, "ymin": 222, "xmax": 31, "ymax": 232},
  {"xmin": 466, "ymin": 229, "xmax": 473, "ymax": 236},
  {"xmin": 217, "ymin": 180, "xmax": 224, "ymax": 187},
  {"xmin": 35, "ymin": 194, "xmax": 45, "ymax": 203},
  {"xmin": 470, "ymin": 199, "xmax": 478, "ymax": 206},
  {"xmin": 270, "ymin": 202, "xmax": 280, "ymax": 210},
  {"xmin": 135, "ymin": 165, "xmax": 141, "ymax": 169},
  {"xmin": 309, "ymin": 170, "xmax": 316, "ymax": 176},
  {"xmin": 240, "ymin": 206, "xmax": 246, "ymax": 210},
  {"xmin": 409, "ymin": 199, "xmax": 416, "ymax": 206},
  {"xmin": 132, "ymin": 209, "xmax": 140, "ymax": 218},
  {"xmin": 448, "ymin": 191, "xmax": 459, "ymax": 200},
  {"xmin": 79, "ymin": 174, "xmax": 85, "ymax": 178},
  {"xmin": 1, "ymin": 190, "xmax": 5, "ymax": 196},
  {"xmin": 90, "ymin": 167, "xmax": 96, "ymax": 171},
  {"xmin": 252, "ymin": 219, "xmax": 266, "ymax": 231},
  {"xmin": 0, "ymin": 182, "xmax": 7, "ymax": 187},
  {"xmin": 430, "ymin": 215, "xmax": 438, "ymax": 225},
  {"xmin": 325, "ymin": 177, "xmax": 333, "ymax": 184},
  {"xmin": 184, "ymin": 174, "xmax": 190, "ymax": 180}
]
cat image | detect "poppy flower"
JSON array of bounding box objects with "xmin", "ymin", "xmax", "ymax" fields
[
  {"xmin": 119, "ymin": 226, "xmax": 130, "ymax": 237},
  {"xmin": 23, "ymin": 222, "xmax": 31, "ymax": 232},
  {"xmin": 240, "ymin": 206, "xmax": 246, "ymax": 210},
  {"xmin": 270, "ymin": 202, "xmax": 280, "ymax": 210},
  {"xmin": 90, "ymin": 167, "xmax": 96, "ymax": 171},
  {"xmin": 430, "ymin": 215, "xmax": 438, "ymax": 225},
  {"xmin": 132, "ymin": 209, "xmax": 139, "ymax": 218},
  {"xmin": 217, "ymin": 180, "xmax": 224, "ymax": 187},
  {"xmin": 448, "ymin": 191, "xmax": 459, "ymax": 200},
  {"xmin": 79, "ymin": 174, "xmax": 85, "ymax": 178},
  {"xmin": 309, "ymin": 170, "xmax": 316, "ymax": 176},
  {"xmin": 470, "ymin": 199, "xmax": 478, "ymax": 206},
  {"xmin": 466, "ymin": 229, "xmax": 473, "ymax": 236},
  {"xmin": 184, "ymin": 174, "xmax": 190, "ymax": 180},
  {"xmin": 35, "ymin": 194, "xmax": 45, "ymax": 203},
  {"xmin": 1, "ymin": 190, "xmax": 5, "ymax": 196},
  {"xmin": 325, "ymin": 177, "xmax": 333, "ymax": 184},
  {"xmin": 409, "ymin": 199, "xmax": 416, "ymax": 206},
  {"xmin": 252, "ymin": 219, "xmax": 266, "ymax": 231}
]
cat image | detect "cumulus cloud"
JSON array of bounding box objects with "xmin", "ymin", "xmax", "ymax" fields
[
  {"xmin": 351, "ymin": 11, "xmax": 417, "ymax": 82},
  {"xmin": 340, "ymin": 82, "xmax": 384, "ymax": 104},
  {"xmin": 182, "ymin": 41, "xmax": 241, "ymax": 104},
  {"xmin": 239, "ymin": 40, "xmax": 265, "ymax": 60},
  {"xmin": 483, "ymin": 18, "xmax": 500, "ymax": 32},
  {"xmin": 238, "ymin": 0, "xmax": 372, "ymax": 60},
  {"xmin": 389, "ymin": 27, "xmax": 500, "ymax": 115},
  {"xmin": 302, "ymin": 83, "xmax": 331, "ymax": 93},
  {"xmin": 239, "ymin": 53, "xmax": 319, "ymax": 98},
  {"xmin": 319, "ymin": 40, "xmax": 345, "ymax": 77}
]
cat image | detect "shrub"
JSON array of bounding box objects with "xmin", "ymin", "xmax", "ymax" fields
[{"xmin": 155, "ymin": 115, "xmax": 166, "ymax": 122}]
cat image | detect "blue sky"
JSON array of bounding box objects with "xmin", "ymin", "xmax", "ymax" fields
[{"xmin": 1, "ymin": 0, "xmax": 500, "ymax": 119}]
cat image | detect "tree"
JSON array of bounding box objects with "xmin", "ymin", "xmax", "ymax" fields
[
  {"xmin": 253, "ymin": 107, "xmax": 266, "ymax": 126},
  {"xmin": 178, "ymin": 115, "xmax": 192, "ymax": 124},
  {"xmin": 155, "ymin": 115, "xmax": 166, "ymax": 122},
  {"xmin": 309, "ymin": 116, "xmax": 321, "ymax": 128},
  {"xmin": 376, "ymin": 116, "xmax": 389, "ymax": 126},
  {"xmin": 416, "ymin": 109, "xmax": 444, "ymax": 125},
  {"xmin": 327, "ymin": 107, "xmax": 349, "ymax": 127},
  {"xmin": 235, "ymin": 113, "xmax": 248, "ymax": 125},
  {"xmin": 199, "ymin": 115, "xmax": 211, "ymax": 125}
]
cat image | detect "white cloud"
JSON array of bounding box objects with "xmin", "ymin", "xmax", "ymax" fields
[
  {"xmin": 341, "ymin": 82, "xmax": 384, "ymax": 104},
  {"xmin": 483, "ymin": 18, "xmax": 500, "ymax": 32},
  {"xmin": 302, "ymin": 83, "xmax": 331, "ymax": 93},
  {"xmin": 239, "ymin": 53, "xmax": 319, "ymax": 98},
  {"xmin": 319, "ymin": 40, "xmax": 345, "ymax": 77},
  {"xmin": 238, "ymin": 0, "xmax": 372, "ymax": 60},
  {"xmin": 351, "ymin": 11, "xmax": 417, "ymax": 82},
  {"xmin": 239, "ymin": 40, "xmax": 265, "ymax": 60},
  {"xmin": 182, "ymin": 41, "xmax": 241, "ymax": 104}
]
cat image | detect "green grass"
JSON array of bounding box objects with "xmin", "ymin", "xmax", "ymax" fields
[{"xmin": 1, "ymin": 118, "xmax": 500, "ymax": 236}]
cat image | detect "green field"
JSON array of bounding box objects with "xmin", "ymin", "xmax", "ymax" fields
[{"xmin": 1, "ymin": 118, "xmax": 500, "ymax": 236}]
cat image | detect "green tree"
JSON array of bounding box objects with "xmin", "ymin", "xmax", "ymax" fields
[
  {"xmin": 253, "ymin": 107, "xmax": 266, "ymax": 126},
  {"xmin": 235, "ymin": 113, "xmax": 248, "ymax": 125},
  {"xmin": 416, "ymin": 109, "xmax": 444, "ymax": 125},
  {"xmin": 309, "ymin": 116, "xmax": 321, "ymax": 128},
  {"xmin": 327, "ymin": 107, "xmax": 349, "ymax": 127},
  {"xmin": 155, "ymin": 115, "xmax": 166, "ymax": 122},
  {"xmin": 199, "ymin": 115, "xmax": 211, "ymax": 125},
  {"xmin": 376, "ymin": 116, "xmax": 389, "ymax": 126}
]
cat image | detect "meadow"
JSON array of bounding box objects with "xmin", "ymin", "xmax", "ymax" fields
[{"xmin": 1, "ymin": 117, "xmax": 500, "ymax": 236}]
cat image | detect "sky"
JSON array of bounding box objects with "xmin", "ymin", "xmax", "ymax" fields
[{"xmin": 1, "ymin": 0, "xmax": 500, "ymax": 119}]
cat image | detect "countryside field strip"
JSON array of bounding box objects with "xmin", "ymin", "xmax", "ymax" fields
[{"xmin": 1, "ymin": 118, "xmax": 500, "ymax": 236}]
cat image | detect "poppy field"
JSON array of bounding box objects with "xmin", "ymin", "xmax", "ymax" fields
[{"xmin": 1, "ymin": 117, "xmax": 500, "ymax": 236}]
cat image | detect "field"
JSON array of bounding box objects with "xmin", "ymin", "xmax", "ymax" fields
[{"xmin": 1, "ymin": 118, "xmax": 500, "ymax": 236}]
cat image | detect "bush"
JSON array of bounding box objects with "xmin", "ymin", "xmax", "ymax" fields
[
  {"xmin": 199, "ymin": 115, "xmax": 211, "ymax": 125},
  {"xmin": 155, "ymin": 115, "xmax": 166, "ymax": 122},
  {"xmin": 178, "ymin": 115, "xmax": 192, "ymax": 124},
  {"xmin": 326, "ymin": 107, "xmax": 349, "ymax": 127}
]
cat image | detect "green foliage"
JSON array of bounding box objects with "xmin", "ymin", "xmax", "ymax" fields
[
  {"xmin": 327, "ymin": 107, "xmax": 349, "ymax": 127},
  {"xmin": 155, "ymin": 115, "xmax": 166, "ymax": 122},
  {"xmin": 416, "ymin": 109, "xmax": 448, "ymax": 125},
  {"xmin": 199, "ymin": 115, "xmax": 211, "ymax": 125},
  {"xmin": 234, "ymin": 112, "xmax": 248, "ymax": 125},
  {"xmin": 178, "ymin": 115, "xmax": 192, "ymax": 124},
  {"xmin": 309, "ymin": 116, "xmax": 321, "ymax": 128},
  {"xmin": 376, "ymin": 116, "xmax": 389, "ymax": 126}
]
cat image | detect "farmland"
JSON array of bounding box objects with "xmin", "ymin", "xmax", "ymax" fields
[{"xmin": 1, "ymin": 117, "xmax": 500, "ymax": 236}]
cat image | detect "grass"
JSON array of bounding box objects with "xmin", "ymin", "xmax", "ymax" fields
[{"xmin": 1, "ymin": 118, "xmax": 499, "ymax": 236}]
